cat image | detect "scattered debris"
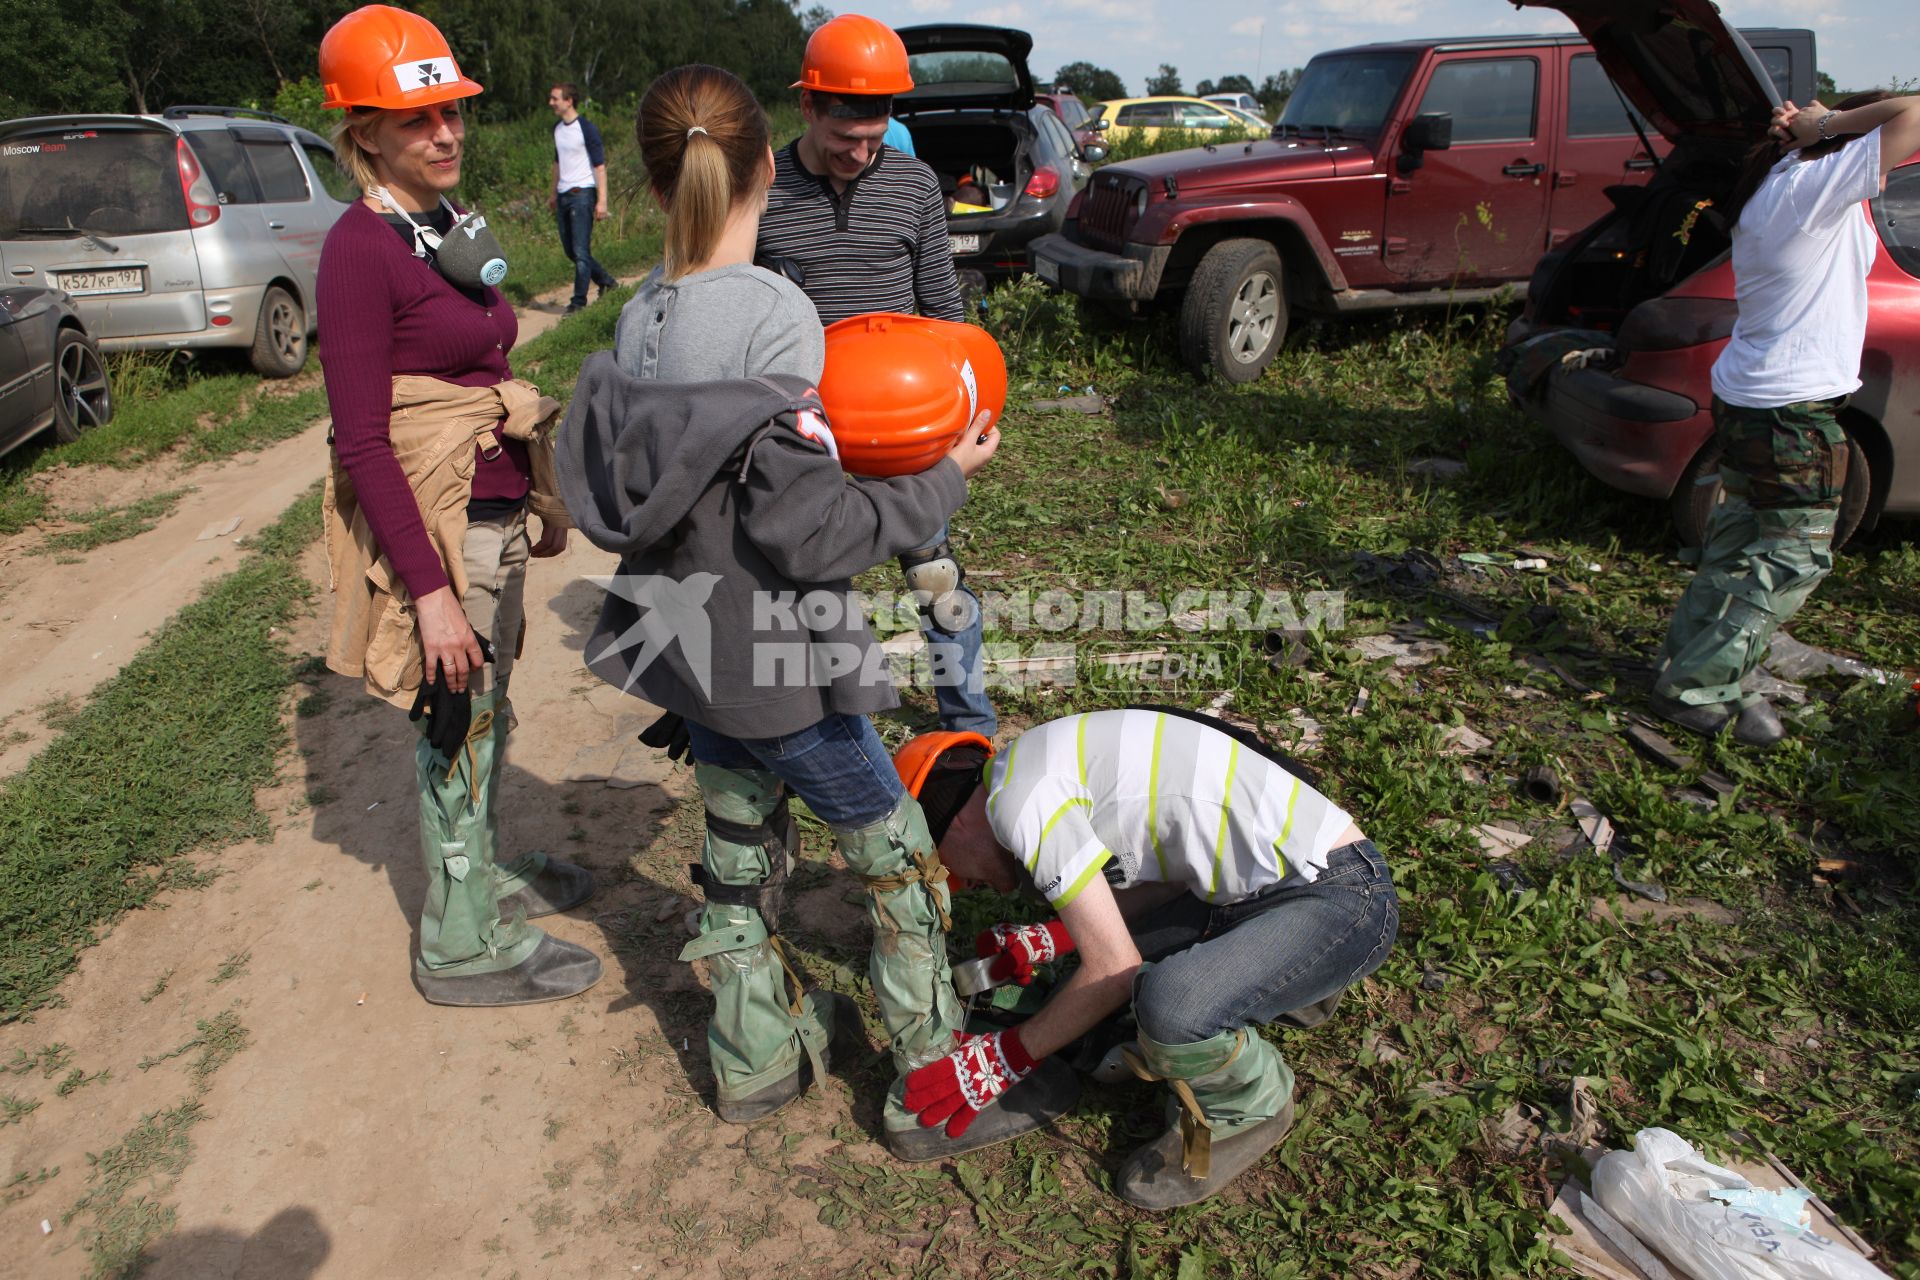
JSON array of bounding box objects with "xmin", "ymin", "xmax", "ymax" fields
[
  {"xmin": 1590, "ymin": 897, "xmax": 1739, "ymax": 927},
  {"xmin": 356, "ymin": 991, "xmax": 367, "ymax": 1006},
  {"xmin": 1766, "ymin": 632, "xmax": 1892, "ymax": 685},
  {"xmin": 1520, "ymin": 765, "xmax": 1564, "ymax": 806},
  {"xmin": 1349, "ymin": 633, "xmax": 1451, "ymax": 667},
  {"xmin": 1407, "ymin": 457, "xmax": 1470, "ymax": 480},
  {"xmin": 1570, "ymin": 800, "xmax": 1614, "ymax": 856},
  {"xmin": 1504, "ymin": 684, "xmax": 1549, "ymax": 701},
  {"xmin": 1362, "ymin": 1030, "xmax": 1406, "ymax": 1064},
  {"xmin": 1264, "ymin": 628, "xmax": 1312, "ymax": 668},
  {"xmin": 1512, "ymin": 557, "xmax": 1549, "ymax": 572},
  {"xmin": 1474, "ymin": 823, "xmax": 1532, "ymax": 857},
  {"xmin": 1029, "ymin": 393, "xmax": 1108, "ymax": 415},
  {"xmin": 195, "ymin": 516, "xmax": 243, "ymax": 542},
  {"xmin": 1439, "ymin": 723, "xmax": 1493, "ymax": 755},
  {"xmin": 1482, "ymin": 1102, "xmax": 1546, "ymax": 1158},
  {"xmin": 1419, "ymin": 969, "xmax": 1447, "ymax": 992},
  {"xmin": 1611, "ymin": 864, "xmax": 1667, "ymax": 904},
  {"xmin": 652, "ymin": 895, "xmax": 686, "ymax": 924},
  {"xmin": 1623, "ymin": 724, "xmax": 1735, "ymax": 799},
  {"xmin": 1347, "ymin": 687, "xmax": 1371, "ymax": 717},
  {"xmin": 1350, "ymin": 548, "xmax": 1443, "ymax": 590},
  {"xmin": 1285, "ymin": 710, "xmax": 1323, "ymax": 749},
  {"xmin": 1742, "ymin": 665, "xmax": 1808, "ymax": 706}
]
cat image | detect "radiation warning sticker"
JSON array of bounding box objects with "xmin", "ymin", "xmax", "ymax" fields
[
  {"xmin": 960, "ymin": 358, "xmax": 978, "ymax": 424},
  {"xmin": 394, "ymin": 57, "xmax": 458, "ymax": 92}
]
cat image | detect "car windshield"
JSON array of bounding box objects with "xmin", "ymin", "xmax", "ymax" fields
[
  {"xmin": 903, "ymin": 50, "xmax": 1021, "ymax": 101},
  {"xmin": 1278, "ymin": 52, "xmax": 1417, "ymax": 137},
  {"xmin": 0, "ymin": 129, "xmax": 189, "ymax": 239}
]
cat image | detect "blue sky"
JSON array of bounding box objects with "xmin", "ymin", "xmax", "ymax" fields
[{"xmin": 856, "ymin": 0, "xmax": 1915, "ymax": 99}]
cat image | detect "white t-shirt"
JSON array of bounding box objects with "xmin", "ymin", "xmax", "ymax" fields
[
  {"xmin": 553, "ymin": 118, "xmax": 597, "ymax": 193},
  {"xmin": 984, "ymin": 709, "xmax": 1354, "ymax": 909},
  {"xmin": 1711, "ymin": 129, "xmax": 1882, "ymax": 408}
]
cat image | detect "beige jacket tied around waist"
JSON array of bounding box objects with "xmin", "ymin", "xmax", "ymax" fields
[{"xmin": 324, "ymin": 375, "xmax": 570, "ymax": 707}]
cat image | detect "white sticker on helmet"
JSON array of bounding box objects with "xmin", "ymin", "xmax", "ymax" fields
[
  {"xmin": 960, "ymin": 357, "xmax": 978, "ymax": 424},
  {"xmin": 394, "ymin": 57, "xmax": 459, "ymax": 93}
]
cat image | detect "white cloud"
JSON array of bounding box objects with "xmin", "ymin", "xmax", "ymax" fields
[
  {"xmin": 1230, "ymin": 16, "xmax": 1265, "ymax": 36},
  {"xmin": 908, "ymin": 0, "xmax": 952, "ymax": 10}
]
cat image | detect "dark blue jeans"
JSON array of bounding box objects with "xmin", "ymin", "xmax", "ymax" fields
[
  {"xmin": 1129, "ymin": 839, "xmax": 1399, "ymax": 1044},
  {"xmin": 555, "ymin": 187, "xmax": 615, "ymax": 307},
  {"xmin": 918, "ymin": 522, "xmax": 996, "ymax": 737},
  {"xmin": 685, "ymin": 713, "xmax": 905, "ymax": 829}
]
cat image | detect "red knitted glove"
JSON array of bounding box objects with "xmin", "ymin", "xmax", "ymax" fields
[
  {"xmin": 975, "ymin": 920, "xmax": 1075, "ymax": 987},
  {"xmin": 903, "ymin": 1028, "xmax": 1038, "ymax": 1137}
]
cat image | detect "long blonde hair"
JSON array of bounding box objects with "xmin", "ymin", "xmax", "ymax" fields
[{"xmin": 637, "ymin": 65, "xmax": 771, "ymax": 279}]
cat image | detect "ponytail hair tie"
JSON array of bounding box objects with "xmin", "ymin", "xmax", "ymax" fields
[{"xmin": 686, "ymin": 125, "xmax": 709, "ymax": 139}]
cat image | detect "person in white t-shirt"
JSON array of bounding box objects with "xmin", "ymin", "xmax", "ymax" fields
[
  {"xmin": 1651, "ymin": 91, "xmax": 1920, "ymax": 747},
  {"xmin": 547, "ymin": 81, "xmax": 619, "ymax": 313},
  {"xmin": 891, "ymin": 707, "xmax": 1398, "ymax": 1210}
]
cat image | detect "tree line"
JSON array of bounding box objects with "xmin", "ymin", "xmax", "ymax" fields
[
  {"xmin": 0, "ymin": 0, "xmax": 819, "ymax": 122},
  {"xmin": 1051, "ymin": 61, "xmax": 1303, "ymax": 118}
]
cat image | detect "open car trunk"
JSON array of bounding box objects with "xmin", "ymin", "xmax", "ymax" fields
[
  {"xmin": 1526, "ymin": 139, "xmax": 1741, "ymax": 329},
  {"xmin": 903, "ymin": 114, "xmax": 1035, "ymax": 217}
]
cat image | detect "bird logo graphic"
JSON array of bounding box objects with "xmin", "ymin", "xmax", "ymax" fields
[{"xmin": 585, "ymin": 572, "xmax": 722, "ymax": 699}]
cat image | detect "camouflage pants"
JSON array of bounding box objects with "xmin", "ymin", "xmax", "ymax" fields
[{"xmin": 1654, "ymin": 397, "xmax": 1848, "ymax": 708}]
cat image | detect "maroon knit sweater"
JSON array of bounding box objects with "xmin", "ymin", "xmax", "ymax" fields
[{"xmin": 317, "ymin": 199, "xmax": 528, "ymax": 600}]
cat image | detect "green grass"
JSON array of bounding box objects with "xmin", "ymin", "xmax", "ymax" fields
[
  {"xmin": 792, "ymin": 279, "xmax": 1920, "ymax": 1277},
  {"xmin": 34, "ymin": 488, "xmax": 193, "ymax": 554},
  {"xmin": 0, "ymin": 488, "xmax": 321, "ymax": 1021}
]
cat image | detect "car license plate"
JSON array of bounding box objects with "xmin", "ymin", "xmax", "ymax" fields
[
  {"xmin": 56, "ymin": 268, "xmax": 144, "ymax": 296},
  {"xmin": 949, "ymin": 234, "xmax": 982, "ymax": 256},
  {"xmin": 1036, "ymin": 255, "xmax": 1060, "ymax": 285}
]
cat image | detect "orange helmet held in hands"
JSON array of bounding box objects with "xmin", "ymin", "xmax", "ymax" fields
[
  {"xmin": 894, "ymin": 731, "xmax": 994, "ymax": 797},
  {"xmin": 320, "ymin": 5, "xmax": 484, "ymax": 111},
  {"xmin": 792, "ymin": 14, "xmax": 915, "ymax": 97},
  {"xmin": 817, "ymin": 313, "xmax": 1007, "ymax": 477}
]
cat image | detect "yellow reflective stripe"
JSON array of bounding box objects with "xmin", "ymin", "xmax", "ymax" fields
[
  {"xmin": 1205, "ymin": 742, "xmax": 1241, "ymax": 903},
  {"xmin": 1076, "ymin": 715, "xmax": 1088, "ymax": 788},
  {"xmin": 1031, "ymin": 797, "xmax": 1091, "ymax": 872},
  {"xmin": 1148, "ymin": 715, "xmax": 1169, "ymax": 878},
  {"xmin": 1055, "ymin": 848, "xmax": 1113, "ymax": 908},
  {"xmin": 988, "ymin": 737, "xmax": 1019, "ymax": 819},
  {"xmin": 1271, "ymin": 775, "xmax": 1302, "ymax": 872}
]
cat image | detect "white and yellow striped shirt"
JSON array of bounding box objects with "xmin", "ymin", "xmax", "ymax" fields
[{"xmin": 984, "ymin": 709, "xmax": 1352, "ymax": 909}]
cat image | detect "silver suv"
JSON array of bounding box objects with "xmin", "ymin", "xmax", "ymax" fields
[{"xmin": 0, "ymin": 106, "xmax": 355, "ymax": 377}]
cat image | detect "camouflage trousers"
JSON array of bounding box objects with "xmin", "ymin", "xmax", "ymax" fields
[{"xmin": 1654, "ymin": 396, "xmax": 1848, "ymax": 708}]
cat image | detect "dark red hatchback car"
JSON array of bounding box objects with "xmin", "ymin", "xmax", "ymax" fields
[{"xmin": 1503, "ymin": 0, "xmax": 1920, "ymax": 546}]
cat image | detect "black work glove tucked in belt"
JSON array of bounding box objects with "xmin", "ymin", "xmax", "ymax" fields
[{"xmin": 410, "ymin": 634, "xmax": 496, "ymax": 761}]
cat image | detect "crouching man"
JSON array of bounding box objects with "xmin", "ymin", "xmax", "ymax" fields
[{"xmin": 894, "ymin": 706, "xmax": 1399, "ymax": 1209}]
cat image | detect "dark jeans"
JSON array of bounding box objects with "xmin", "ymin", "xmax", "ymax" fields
[
  {"xmin": 1129, "ymin": 839, "xmax": 1399, "ymax": 1045},
  {"xmin": 685, "ymin": 713, "xmax": 905, "ymax": 829},
  {"xmin": 555, "ymin": 187, "xmax": 615, "ymax": 306}
]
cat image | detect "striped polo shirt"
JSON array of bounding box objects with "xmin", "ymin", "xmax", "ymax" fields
[
  {"xmin": 756, "ymin": 142, "xmax": 965, "ymax": 326},
  {"xmin": 984, "ymin": 709, "xmax": 1353, "ymax": 909}
]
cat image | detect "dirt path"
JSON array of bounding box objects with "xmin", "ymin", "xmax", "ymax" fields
[
  {"xmin": 0, "ymin": 531, "xmax": 912, "ymax": 1278},
  {"xmin": 0, "ymin": 280, "xmax": 628, "ymax": 778}
]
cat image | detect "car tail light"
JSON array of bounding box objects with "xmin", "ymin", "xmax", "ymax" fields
[
  {"xmin": 1616, "ymin": 295, "xmax": 1737, "ymax": 352},
  {"xmin": 176, "ymin": 138, "xmax": 220, "ymax": 227},
  {"xmin": 1025, "ymin": 166, "xmax": 1060, "ymax": 200}
]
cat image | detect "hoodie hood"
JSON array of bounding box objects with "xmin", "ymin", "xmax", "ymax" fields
[{"xmin": 556, "ymin": 352, "xmax": 822, "ymax": 557}]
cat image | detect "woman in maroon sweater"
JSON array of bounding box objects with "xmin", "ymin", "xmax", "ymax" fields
[{"xmin": 316, "ymin": 4, "xmax": 600, "ymax": 1007}]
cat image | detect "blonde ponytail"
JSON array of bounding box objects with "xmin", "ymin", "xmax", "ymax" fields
[{"xmin": 638, "ymin": 66, "xmax": 772, "ymax": 280}]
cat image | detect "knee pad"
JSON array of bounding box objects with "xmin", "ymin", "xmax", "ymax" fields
[
  {"xmin": 692, "ymin": 796, "xmax": 796, "ymax": 932},
  {"xmin": 900, "ymin": 540, "xmax": 977, "ymax": 633}
]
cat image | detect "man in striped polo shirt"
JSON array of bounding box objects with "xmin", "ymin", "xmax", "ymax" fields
[
  {"xmin": 758, "ymin": 14, "xmax": 995, "ymax": 740},
  {"xmin": 894, "ymin": 707, "xmax": 1399, "ymax": 1209}
]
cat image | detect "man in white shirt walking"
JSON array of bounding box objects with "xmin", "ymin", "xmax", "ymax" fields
[{"xmin": 548, "ymin": 82, "xmax": 618, "ymax": 313}]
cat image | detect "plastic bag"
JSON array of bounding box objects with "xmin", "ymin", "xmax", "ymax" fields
[{"xmin": 1592, "ymin": 1129, "xmax": 1890, "ymax": 1280}]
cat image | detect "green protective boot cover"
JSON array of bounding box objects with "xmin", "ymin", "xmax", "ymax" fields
[
  {"xmin": 833, "ymin": 795, "xmax": 965, "ymax": 1133},
  {"xmin": 1128, "ymin": 1024, "xmax": 1294, "ymax": 1173},
  {"xmin": 414, "ymin": 689, "xmax": 541, "ymax": 978},
  {"xmin": 677, "ymin": 764, "xmax": 832, "ymax": 1112},
  {"xmin": 486, "ymin": 697, "xmax": 595, "ymax": 917}
]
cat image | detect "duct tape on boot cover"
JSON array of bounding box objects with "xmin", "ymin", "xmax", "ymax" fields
[
  {"xmin": 679, "ymin": 915, "xmax": 829, "ymax": 1089},
  {"xmin": 1119, "ymin": 1030, "xmax": 1248, "ymax": 1181}
]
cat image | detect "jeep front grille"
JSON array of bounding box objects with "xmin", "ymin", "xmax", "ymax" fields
[{"xmin": 1080, "ymin": 174, "xmax": 1140, "ymax": 251}]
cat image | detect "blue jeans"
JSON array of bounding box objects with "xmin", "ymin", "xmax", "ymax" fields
[
  {"xmin": 1129, "ymin": 839, "xmax": 1399, "ymax": 1045},
  {"xmin": 916, "ymin": 523, "xmax": 996, "ymax": 737},
  {"xmin": 555, "ymin": 187, "xmax": 615, "ymax": 307},
  {"xmin": 686, "ymin": 714, "xmax": 905, "ymax": 829}
]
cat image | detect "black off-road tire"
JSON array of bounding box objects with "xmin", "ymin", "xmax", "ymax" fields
[
  {"xmin": 250, "ymin": 285, "xmax": 307, "ymax": 378},
  {"xmin": 1179, "ymin": 238, "xmax": 1287, "ymax": 383},
  {"xmin": 1670, "ymin": 434, "xmax": 1872, "ymax": 550},
  {"xmin": 52, "ymin": 327, "xmax": 112, "ymax": 444}
]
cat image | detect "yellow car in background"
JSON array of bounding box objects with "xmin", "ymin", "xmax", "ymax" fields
[{"xmin": 1084, "ymin": 96, "xmax": 1257, "ymax": 143}]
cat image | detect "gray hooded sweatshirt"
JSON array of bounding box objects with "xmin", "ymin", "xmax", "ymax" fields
[{"xmin": 556, "ymin": 351, "xmax": 966, "ymax": 738}]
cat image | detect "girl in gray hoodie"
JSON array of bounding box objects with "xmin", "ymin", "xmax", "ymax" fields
[{"xmin": 571, "ymin": 64, "xmax": 1074, "ymax": 1160}]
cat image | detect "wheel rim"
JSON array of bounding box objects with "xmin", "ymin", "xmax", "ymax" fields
[
  {"xmin": 269, "ymin": 298, "xmax": 303, "ymax": 365},
  {"xmin": 1227, "ymin": 270, "xmax": 1280, "ymax": 364},
  {"xmin": 58, "ymin": 339, "xmax": 111, "ymax": 432}
]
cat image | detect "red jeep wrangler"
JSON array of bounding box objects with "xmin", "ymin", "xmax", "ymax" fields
[{"xmin": 1030, "ymin": 23, "xmax": 1812, "ymax": 381}]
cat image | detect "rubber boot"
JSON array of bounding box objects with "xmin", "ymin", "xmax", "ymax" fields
[
  {"xmin": 1118, "ymin": 1026, "xmax": 1296, "ymax": 1210},
  {"xmin": 486, "ymin": 696, "xmax": 596, "ymax": 920},
  {"xmin": 678, "ymin": 765, "xmax": 838, "ymax": 1122},
  {"xmin": 411, "ymin": 689, "xmax": 602, "ymax": 1007},
  {"xmin": 835, "ymin": 796, "xmax": 1079, "ymax": 1159}
]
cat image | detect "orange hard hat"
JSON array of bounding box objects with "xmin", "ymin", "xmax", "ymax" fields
[
  {"xmin": 793, "ymin": 14, "xmax": 914, "ymax": 97},
  {"xmin": 818, "ymin": 313, "xmax": 1007, "ymax": 477},
  {"xmin": 894, "ymin": 730, "xmax": 994, "ymax": 798},
  {"xmin": 320, "ymin": 5, "xmax": 484, "ymax": 111}
]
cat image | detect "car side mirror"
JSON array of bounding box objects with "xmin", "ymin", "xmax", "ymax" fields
[
  {"xmin": 1397, "ymin": 112, "xmax": 1453, "ymax": 174},
  {"xmin": 1094, "ymin": 117, "xmax": 1111, "ymax": 132},
  {"xmin": 1079, "ymin": 143, "xmax": 1109, "ymax": 164}
]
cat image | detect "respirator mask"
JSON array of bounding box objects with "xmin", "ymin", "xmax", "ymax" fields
[{"xmin": 370, "ymin": 185, "xmax": 509, "ymax": 289}]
